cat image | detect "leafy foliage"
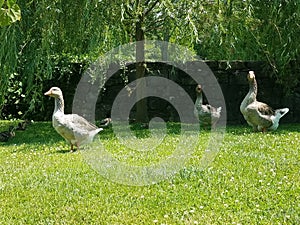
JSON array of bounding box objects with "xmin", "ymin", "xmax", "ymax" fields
[
  {"xmin": 0, "ymin": 72, "xmax": 25, "ymax": 119},
  {"xmin": 0, "ymin": 0, "xmax": 21, "ymax": 26},
  {"xmin": 192, "ymin": 0, "xmax": 300, "ymax": 92}
]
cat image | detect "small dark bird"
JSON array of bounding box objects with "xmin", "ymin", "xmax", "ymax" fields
[
  {"xmin": 0, "ymin": 126, "xmax": 15, "ymax": 142},
  {"xmin": 99, "ymin": 117, "xmax": 112, "ymax": 128},
  {"xmin": 17, "ymin": 119, "xmax": 32, "ymax": 131},
  {"xmin": 16, "ymin": 122, "xmax": 26, "ymax": 130}
]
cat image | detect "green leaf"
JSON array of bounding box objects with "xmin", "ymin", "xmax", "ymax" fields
[
  {"xmin": 0, "ymin": 0, "xmax": 4, "ymax": 8},
  {"xmin": 7, "ymin": 0, "xmax": 16, "ymax": 8},
  {"xmin": 0, "ymin": 9, "xmax": 11, "ymax": 26},
  {"xmin": 0, "ymin": 3, "xmax": 21, "ymax": 26},
  {"xmin": 7, "ymin": 3, "xmax": 21, "ymax": 22}
]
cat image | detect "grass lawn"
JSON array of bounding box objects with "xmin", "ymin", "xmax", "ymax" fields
[{"xmin": 0, "ymin": 120, "xmax": 299, "ymax": 224}]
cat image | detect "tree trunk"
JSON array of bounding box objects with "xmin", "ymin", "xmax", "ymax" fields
[{"xmin": 135, "ymin": 15, "xmax": 148, "ymax": 123}]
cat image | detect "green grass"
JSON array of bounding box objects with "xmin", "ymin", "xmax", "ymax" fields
[{"xmin": 0, "ymin": 121, "xmax": 299, "ymax": 224}]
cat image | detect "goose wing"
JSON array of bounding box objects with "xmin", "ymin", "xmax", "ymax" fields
[
  {"xmin": 245, "ymin": 102, "xmax": 274, "ymax": 128},
  {"xmin": 256, "ymin": 101, "xmax": 275, "ymax": 115},
  {"xmin": 53, "ymin": 114, "xmax": 101, "ymax": 143},
  {"xmin": 64, "ymin": 114, "xmax": 99, "ymax": 131}
]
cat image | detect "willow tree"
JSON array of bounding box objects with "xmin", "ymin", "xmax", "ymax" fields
[
  {"xmin": 120, "ymin": 0, "xmax": 161, "ymax": 123},
  {"xmin": 0, "ymin": 0, "xmax": 128, "ymax": 118},
  {"xmin": 0, "ymin": 0, "xmax": 211, "ymax": 119},
  {"xmin": 0, "ymin": 0, "xmax": 21, "ymax": 113},
  {"xmin": 251, "ymin": 0, "xmax": 300, "ymax": 93},
  {"xmin": 118, "ymin": 0, "xmax": 203, "ymax": 123},
  {"xmin": 2, "ymin": 0, "xmax": 298, "ymax": 119},
  {"xmin": 191, "ymin": 0, "xmax": 300, "ymax": 93}
]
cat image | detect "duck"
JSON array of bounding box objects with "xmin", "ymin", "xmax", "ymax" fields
[
  {"xmin": 194, "ymin": 84, "xmax": 222, "ymax": 128},
  {"xmin": 98, "ymin": 117, "xmax": 112, "ymax": 128},
  {"xmin": 240, "ymin": 71, "xmax": 289, "ymax": 132},
  {"xmin": 0, "ymin": 126, "xmax": 15, "ymax": 142},
  {"xmin": 44, "ymin": 87, "xmax": 103, "ymax": 152},
  {"xmin": 16, "ymin": 119, "xmax": 32, "ymax": 131}
]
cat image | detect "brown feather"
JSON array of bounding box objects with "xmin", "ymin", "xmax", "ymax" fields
[{"xmin": 256, "ymin": 102, "xmax": 275, "ymax": 115}]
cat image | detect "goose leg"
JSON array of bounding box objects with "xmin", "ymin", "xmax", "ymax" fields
[
  {"xmin": 211, "ymin": 121, "xmax": 217, "ymax": 129},
  {"xmin": 252, "ymin": 125, "xmax": 259, "ymax": 132},
  {"xmin": 70, "ymin": 142, "xmax": 80, "ymax": 152}
]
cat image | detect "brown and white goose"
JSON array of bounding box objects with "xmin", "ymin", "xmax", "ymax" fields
[
  {"xmin": 45, "ymin": 87, "xmax": 103, "ymax": 152},
  {"xmin": 240, "ymin": 71, "xmax": 289, "ymax": 132},
  {"xmin": 194, "ymin": 84, "xmax": 222, "ymax": 128}
]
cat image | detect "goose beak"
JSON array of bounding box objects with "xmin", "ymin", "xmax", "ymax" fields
[{"xmin": 44, "ymin": 90, "xmax": 52, "ymax": 96}]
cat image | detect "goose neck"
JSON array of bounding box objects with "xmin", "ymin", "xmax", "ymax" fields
[
  {"xmin": 245, "ymin": 79, "xmax": 257, "ymax": 103},
  {"xmin": 54, "ymin": 96, "xmax": 64, "ymax": 113},
  {"xmin": 249, "ymin": 79, "xmax": 258, "ymax": 96},
  {"xmin": 195, "ymin": 92, "xmax": 203, "ymax": 106}
]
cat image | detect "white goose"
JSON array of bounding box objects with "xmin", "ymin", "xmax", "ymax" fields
[
  {"xmin": 194, "ymin": 84, "xmax": 222, "ymax": 128},
  {"xmin": 45, "ymin": 87, "xmax": 103, "ymax": 152},
  {"xmin": 240, "ymin": 71, "xmax": 289, "ymax": 132}
]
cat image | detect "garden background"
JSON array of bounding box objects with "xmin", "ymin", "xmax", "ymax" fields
[{"xmin": 1, "ymin": 0, "xmax": 299, "ymax": 123}]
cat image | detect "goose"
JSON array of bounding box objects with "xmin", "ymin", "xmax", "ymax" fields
[
  {"xmin": 44, "ymin": 87, "xmax": 103, "ymax": 152},
  {"xmin": 0, "ymin": 126, "xmax": 15, "ymax": 142},
  {"xmin": 240, "ymin": 71, "xmax": 289, "ymax": 132},
  {"xmin": 194, "ymin": 84, "xmax": 222, "ymax": 128}
]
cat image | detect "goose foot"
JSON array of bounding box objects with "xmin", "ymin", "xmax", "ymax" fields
[{"xmin": 70, "ymin": 143, "xmax": 80, "ymax": 152}]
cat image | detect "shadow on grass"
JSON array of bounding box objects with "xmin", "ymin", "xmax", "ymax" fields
[
  {"xmin": 2, "ymin": 120, "xmax": 298, "ymax": 153},
  {"xmin": 275, "ymin": 123, "xmax": 300, "ymax": 133},
  {"xmin": 55, "ymin": 149, "xmax": 73, "ymax": 154},
  {"xmin": 2, "ymin": 122, "xmax": 60, "ymax": 145},
  {"xmin": 226, "ymin": 123, "xmax": 300, "ymax": 135}
]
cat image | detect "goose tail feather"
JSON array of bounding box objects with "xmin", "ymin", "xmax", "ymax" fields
[{"xmin": 275, "ymin": 108, "xmax": 289, "ymax": 119}]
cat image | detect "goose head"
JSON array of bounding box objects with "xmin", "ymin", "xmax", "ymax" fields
[
  {"xmin": 247, "ymin": 71, "xmax": 255, "ymax": 81},
  {"xmin": 44, "ymin": 87, "xmax": 63, "ymax": 98},
  {"xmin": 45, "ymin": 87, "xmax": 65, "ymax": 113},
  {"xmin": 195, "ymin": 84, "xmax": 202, "ymax": 95},
  {"xmin": 246, "ymin": 70, "xmax": 258, "ymax": 100}
]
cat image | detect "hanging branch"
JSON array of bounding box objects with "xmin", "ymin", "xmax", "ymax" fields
[{"xmin": 144, "ymin": 0, "xmax": 160, "ymax": 17}]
